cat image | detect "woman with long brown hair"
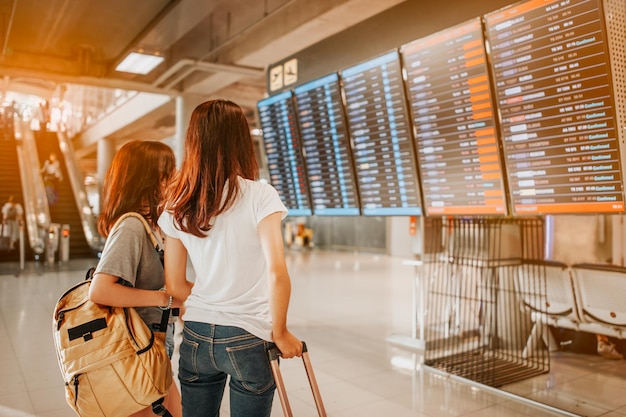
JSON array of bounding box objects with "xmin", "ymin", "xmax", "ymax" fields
[
  {"xmin": 158, "ymin": 99, "xmax": 301, "ymax": 417},
  {"xmin": 89, "ymin": 140, "xmax": 182, "ymax": 417}
]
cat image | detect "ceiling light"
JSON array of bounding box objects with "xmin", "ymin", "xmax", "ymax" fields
[{"xmin": 115, "ymin": 52, "xmax": 164, "ymax": 75}]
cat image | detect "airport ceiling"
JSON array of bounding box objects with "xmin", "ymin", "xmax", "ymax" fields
[{"xmin": 0, "ymin": 0, "xmax": 406, "ymax": 174}]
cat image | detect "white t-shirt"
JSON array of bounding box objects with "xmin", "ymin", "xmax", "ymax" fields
[{"xmin": 158, "ymin": 178, "xmax": 287, "ymax": 341}]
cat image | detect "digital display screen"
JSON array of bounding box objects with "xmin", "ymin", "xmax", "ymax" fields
[
  {"xmin": 293, "ymin": 73, "xmax": 361, "ymax": 216},
  {"xmin": 257, "ymin": 91, "xmax": 312, "ymax": 216},
  {"xmin": 485, "ymin": 0, "xmax": 624, "ymax": 214},
  {"xmin": 402, "ymin": 18, "xmax": 508, "ymax": 216},
  {"xmin": 340, "ymin": 50, "xmax": 422, "ymax": 216}
]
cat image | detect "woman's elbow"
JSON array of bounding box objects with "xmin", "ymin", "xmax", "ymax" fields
[
  {"xmin": 88, "ymin": 286, "xmax": 107, "ymax": 305},
  {"xmin": 88, "ymin": 275, "xmax": 115, "ymax": 305},
  {"xmin": 166, "ymin": 279, "xmax": 190, "ymax": 301},
  {"xmin": 268, "ymin": 268, "xmax": 290, "ymax": 287}
]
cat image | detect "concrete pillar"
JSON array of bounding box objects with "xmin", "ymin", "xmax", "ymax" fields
[
  {"xmin": 97, "ymin": 138, "xmax": 115, "ymax": 213},
  {"xmin": 175, "ymin": 95, "xmax": 205, "ymax": 168}
]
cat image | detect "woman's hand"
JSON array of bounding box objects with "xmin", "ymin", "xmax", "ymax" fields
[{"xmin": 273, "ymin": 330, "xmax": 302, "ymax": 359}]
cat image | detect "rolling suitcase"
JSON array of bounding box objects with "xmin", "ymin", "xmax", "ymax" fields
[{"xmin": 268, "ymin": 342, "xmax": 327, "ymax": 417}]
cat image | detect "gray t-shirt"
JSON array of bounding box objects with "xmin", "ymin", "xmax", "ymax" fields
[{"xmin": 95, "ymin": 215, "xmax": 164, "ymax": 327}]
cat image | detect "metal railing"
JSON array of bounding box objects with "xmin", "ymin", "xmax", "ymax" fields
[
  {"xmin": 15, "ymin": 121, "xmax": 48, "ymax": 255},
  {"xmin": 422, "ymin": 217, "xmax": 549, "ymax": 388},
  {"xmin": 56, "ymin": 130, "xmax": 103, "ymax": 252}
]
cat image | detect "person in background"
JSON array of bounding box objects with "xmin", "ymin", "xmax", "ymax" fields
[
  {"xmin": 39, "ymin": 100, "xmax": 50, "ymax": 131},
  {"xmin": 158, "ymin": 99, "xmax": 302, "ymax": 417},
  {"xmin": 88, "ymin": 140, "xmax": 182, "ymax": 417},
  {"xmin": 3, "ymin": 101, "xmax": 16, "ymax": 139},
  {"xmin": 1, "ymin": 195, "xmax": 24, "ymax": 250},
  {"xmin": 41, "ymin": 152, "xmax": 64, "ymax": 206},
  {"xmin": 41, "ymin": 152, "xmax": 63, "ymax": 182}
]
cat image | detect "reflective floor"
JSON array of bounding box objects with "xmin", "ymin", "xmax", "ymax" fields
[{"xmin": 1, "ymin": 250, "xmax": 625, "ymax": 417}]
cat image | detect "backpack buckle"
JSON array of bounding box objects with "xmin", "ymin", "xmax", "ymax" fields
[{"xmin": 151, "ymin": 398, "xmax": 171, "ymax": 417}]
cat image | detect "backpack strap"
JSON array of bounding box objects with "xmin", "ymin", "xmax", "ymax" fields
[
  {"xmin": 151, "ymin": 397, "xmax": 173, "ymax": 417},
  {"xmin": 111, "ymin": 212, "xmax": 171, "ymax": 332},
  {"xmin": 111, "ymin": 212, "xmax": 161, "ymax": 251}
]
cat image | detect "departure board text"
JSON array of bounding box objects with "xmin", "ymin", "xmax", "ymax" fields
[
  {"xmin": 257, "ymin": 91, "xmax": 313, "ymax": 216},
  {"xmin": 403, "ymin": 18, "xmax": 508, "ymax": 216},
  {"xmin": 294, "ymin": 73, "xmax": 361, "ymax": 215},
  {"xmin": 341, "ymin": 50, "xmax": 422, "ymax": 216},
  {"xmin": 485, "ymin": 0, "xmax": 624, "ymax": 214}
]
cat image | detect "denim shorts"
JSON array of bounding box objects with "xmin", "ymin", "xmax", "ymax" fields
[{"xmin": 179, "ymin": 321, "xmax": 275, "ymax": 417}]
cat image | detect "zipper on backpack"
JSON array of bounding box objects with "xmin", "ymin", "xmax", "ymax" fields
[
  {"xmin": 124, "ymin": 308, "xmax": 142, "ymax": 349},
  {"xmin": 56, "ymin": 312, "xmax": 64, "ymax": 330},
  {"xmin": 55, "ymin": 297, "xmax": 107, "ymax": 331},
  {"xmin": 72, "ymin": 374, "xmax": 80, "ymax": 405}
]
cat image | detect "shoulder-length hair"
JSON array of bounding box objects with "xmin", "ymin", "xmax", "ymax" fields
[
  {"xmin": 163, "ymin": 99, "xmax": 258, "ymax": 237},
  {"xmin": 98, "ymin": 140, "xmax": 176, "ymax": 237}
]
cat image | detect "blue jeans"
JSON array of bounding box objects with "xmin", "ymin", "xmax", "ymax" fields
[{"xmin": 179, "ymin": 321, "xmax": 275, "ymax": 417}]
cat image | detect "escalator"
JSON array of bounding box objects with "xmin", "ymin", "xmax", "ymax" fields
[
  {"xmin": 34, "ymin": 130, "xmax": 98, "ymax": 259},
  {"xmin": 0, "ymin": 135, "xmax": 32, "ymax": 262}
]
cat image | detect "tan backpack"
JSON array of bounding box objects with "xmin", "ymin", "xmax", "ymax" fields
[{"xmin": 52, "ymin": 213, "xmax": 173, "ymax": 417}]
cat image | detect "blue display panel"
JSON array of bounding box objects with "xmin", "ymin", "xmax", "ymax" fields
[
  {"xmin": 340, "ymin": 50, "xmax": 422, "ymax": 216},
  {"xmin": 293, "ymin": 73, "xmax": 361, "ymax": 216},
  {"xmin": 402, "ymin": 18, "xmax": 508, "ymax": 216},
  {"xmin": 485, "ymin": 0, "xmax": 624, "ymax": 215},
  {"xmin": 257, "ymin": 91, "xmax": 312, "ymax": 216}
]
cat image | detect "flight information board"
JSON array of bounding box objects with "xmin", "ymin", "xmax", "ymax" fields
[
  {"xmin": 485, "ymin": 0, "xmax": 624, "ymax": 214},
  {"xmin": 402, "ymin": 18, "xmax": 508, "ymax": 216},
  {"xmin": 340, "ymin": 50, "xmax": 422, "ymax": 216},
  {"xmin": 257, "ymin": 91, "xmax": 312, "ymax": 216},
  {"xmin": 294, "ymin": 73, "xmax": 361, "ymax": 216}
]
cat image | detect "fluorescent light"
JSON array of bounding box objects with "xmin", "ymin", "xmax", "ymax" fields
[{"xmin": 115, "ymin": 52, "xmax": 164, "ymax": 75}]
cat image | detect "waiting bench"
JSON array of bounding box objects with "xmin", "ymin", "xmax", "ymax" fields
[{"xmin": 515, "ymin": 261, "xmax": 626, "ymax": 357}]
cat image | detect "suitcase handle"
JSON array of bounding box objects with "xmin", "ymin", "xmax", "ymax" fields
[
  {"xmin": 268, "ymin": 341, "xmax": 308, "ymax": 361},
  {"xmin": 267, "ymin": 341, "xmax": 327, "ymax": 417}
]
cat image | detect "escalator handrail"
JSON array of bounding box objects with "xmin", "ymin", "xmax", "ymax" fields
[
  {"xmin": 56, "ymin": 130, "xmax": 104, "ymax": 252},
  {"xmin": 16, "ymin": 122, "xmax": 49, "ymax": 254}
]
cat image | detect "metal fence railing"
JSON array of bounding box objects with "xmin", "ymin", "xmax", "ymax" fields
[{"xmin": 422, "ymin": 217, "xmax": 549, "ymax": 387}]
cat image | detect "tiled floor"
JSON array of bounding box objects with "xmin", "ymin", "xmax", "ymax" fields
[{"xmin": 1, "ymin": 250, "xmax": 625, "ymax": 417}]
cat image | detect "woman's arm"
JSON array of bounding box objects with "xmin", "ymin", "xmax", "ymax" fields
[
  {"xmin": 89, "ymin": 219, "xmax": 178, "ymax": 309},
  {"xmin": 258, "ymin": 212, "xmax": 302, "ymax": 359},
  {"xmin": 89, "ymin": 272, "xmax": 171, "ymax": 308},
  {"xmin": 163, "ymin": 235, "xmax": 193, "ymax": 302}
]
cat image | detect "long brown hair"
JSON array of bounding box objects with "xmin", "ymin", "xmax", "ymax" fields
[
  {"xmin": 98, "ymin": 140, "xmax": 176, "ymax": 236},
  {"xmin": 163, "ymin": 99, "xmax": 258, "ymax": 237}
]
